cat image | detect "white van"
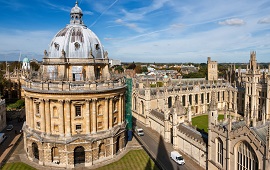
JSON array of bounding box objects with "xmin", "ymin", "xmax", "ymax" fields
[
  {"xmin": 135, "ymin": 127, "xmax": 144, "ymax": 136},
  {"xmin": 170, "ymin": 151, "xmax": 185, "ymax": 165}
]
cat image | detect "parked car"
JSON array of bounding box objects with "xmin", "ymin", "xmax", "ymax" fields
[
  {"xmin": 6, "ymin": 125, "xmax": 14, "ymax": 131},
  {"xmin": 170, "ymin": 151, "xmax": 185, "ymax": 165},
  {"xmin": 0, "ymin": 133, "xmax": 7, "ymax": 144}
]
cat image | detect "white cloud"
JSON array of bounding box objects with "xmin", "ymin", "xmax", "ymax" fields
[
  {"xmin": 258, "ymin": 17, "xmax": 270, "ymax": 24},
  {"xmin": 218, "ymin": 18, "xmax": 246, "ymax": 26},
  {"xmin": 114, "ymin": 19, "xmax": 144, "ymax": 33}
]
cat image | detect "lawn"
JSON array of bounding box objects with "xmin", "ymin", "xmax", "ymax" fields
[
  {"xmin": 97, "ymin": 149, "xmax": 159, "ymax": 170},
  {"xmin": 192, "ymin": 114, "xmax": 224, "ymax": 133},
  {"xmin": 2, "ymin": 162, "xmax": 36, "ymax": 170},
  {"xmin": 1, "ymin": 150, "xmax": 158, "ymax": 170}
]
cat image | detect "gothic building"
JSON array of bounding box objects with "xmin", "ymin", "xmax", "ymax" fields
[
  {"xmin": 22, "ymin": 2, "xmax": 126, "ymax": 168},
  {"xmin": 207, "ymin": 52, "xmax": 270, "ymax": 170},
  {"xmin": 132, "ymin": 52, "xmax": 270, "ymax": 169}
]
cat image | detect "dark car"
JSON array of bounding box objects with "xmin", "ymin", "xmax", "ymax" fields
[{"xmin": 6, "ymin": 125, "xmax": 14, "ymax": 131}]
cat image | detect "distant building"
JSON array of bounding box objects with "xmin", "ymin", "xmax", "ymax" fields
[
  {"xmin": 109, "ymin": 59, "xmax": 121, "ymax": 67},
  {"xmin": 207, "ymin": 57, "xmax": 218, "ymax": 80}
]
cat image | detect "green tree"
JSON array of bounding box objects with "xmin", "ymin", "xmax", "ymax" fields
[
  {"xmin": 141, "ymin": 66, "xmax": 148, "ymax": 73},
  {"xmin": 30, "ymin": 62, "xmax": 40, "ymax": 71}
]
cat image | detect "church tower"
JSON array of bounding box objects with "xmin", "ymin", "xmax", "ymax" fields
[{"xmin": 207, "ymin": 57, "xmax": 218, "ymax": 81}]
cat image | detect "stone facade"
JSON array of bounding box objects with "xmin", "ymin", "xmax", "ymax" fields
[
  {"xmin": 132, "ymin": 74, "xmax": 237, "ymax": 168},
  {"xmin": 22, "ymin": 2, "xmax": 126, "ymax": 168},
  {"xmin": 0, "ymin": 99, "xmax": 6, "ymax": 132},
  {"xmin": 132, "ymin": 53, "xmax": 270, "ymax": 169},
  {"xmin": 208, "ymin": 52, "xmax": 270, "ymax": 170}
]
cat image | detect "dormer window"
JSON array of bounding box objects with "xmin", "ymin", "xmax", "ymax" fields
[
  {"xmin": 95, "ymin": 44, "xmax": 100, "ymax": 50},
  {"xmin": 74, "ymin": 42, "xmax": 80, "ymax": 50},
  {"xmin": 54, "ymin": 42, "xmax": 60, "ymax": 51}
]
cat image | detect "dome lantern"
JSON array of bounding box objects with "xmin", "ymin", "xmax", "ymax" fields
[{"xmin": 70, "ymin": 0, "xmax": 83, "ymax": 25}]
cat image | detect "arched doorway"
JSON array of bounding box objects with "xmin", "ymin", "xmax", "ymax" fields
[
  {"xmin": 32, "ymin": 142, "xmax": 39, "ymax": 160},
  {"xmin": 116, "ymin": 136, "xmax": 120, "ymax": 153},
  {"xmin": 98, "ymin": 143, "xmax": 105, "ymax": 158},
  {"xmin": 74, "ymin": 146, "xmax": 85, "ymax": 165},
  {"xmin": 51, "ymin": 147, "xmax": 59, "ymax": 163}
]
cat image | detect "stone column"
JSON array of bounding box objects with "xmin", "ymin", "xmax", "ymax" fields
[
  {"xmin": 30, "ymin": 97, "xmax": 34, "ymax": 129},
  {"xmin": 40, "ymin": 99, "xmax": 46, "ymax": 132},
  {"xmin": 185, "ymin": 94, "xmax": 188, "ymax": 107},
  {"xmin": 25, "ymin": 96, "xmax": 30, "ymax": 127},
  {"xmin": 44, "ymin": 99, "xmax": 51, "ymax": 135},
  {"xmin": 85, "ymin": 99, "xmax": 90, "ymax": 134},
  {"xmin": 104, "ymin": 98, "xmax": 109, "ymax": 130},
  {"xmin": 92, "ymin": 99, "xmax": 97, "ymax": 133},
  {"xmin": 109, "ymin": 98, "xmax": 113, "ymax": 129},
  {"xmin": 58, "ymin": 100, "xmax": 64, "ymax": 136},
  {"xmin": 64, "ymin": 100, "xmax": 71, "ymax": 137},
  {"xmin": 118, "ymin": 96, "xmax": 122, "ymax": 125},
  {"xmin": 121, "ymin": 95, "xmax": 125, "ymax": 123}
]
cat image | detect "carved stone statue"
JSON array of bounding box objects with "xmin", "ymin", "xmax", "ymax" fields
[{"xmin": 44, "ymin": 50, "xmax": 48, "ymax": 56}]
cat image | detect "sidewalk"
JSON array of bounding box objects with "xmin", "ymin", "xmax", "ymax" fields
[
  {"xmin": 6, "ymin": 134, "xmax": 142, "ymax": 170},
  {"xmin": 0, "ymin": 133, "xmax": 22, "ymax": 168}
]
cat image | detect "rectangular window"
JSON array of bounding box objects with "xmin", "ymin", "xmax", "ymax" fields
[
  {"xmin": 76, "ymin": 124, "xmax": 81, "ymax": 130},
  {"xmin": 54, "ymin": 125, "xmax": 59, "ymax": 132},
  {"xmin": 98, "ymin": 122, "xmax": 103, "ymax": 128},
  {"xmin": 36, "ymin": 103, "xmax": 40, "ymax": 115},
  {"xmin": 75, "ymin": 105, "xmax": 81, "ymax": 117}
]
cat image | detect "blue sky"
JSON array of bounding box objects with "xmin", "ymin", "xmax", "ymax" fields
[{"xmin": 1, "ymin": 0, "xmax": 270, "ymax": 63}]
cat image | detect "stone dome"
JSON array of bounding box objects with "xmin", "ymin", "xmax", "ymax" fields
[
  {"xmin": 71, "ymin": 1, "xmax": 82, "ymax": 14},
  {"xmin": 23, "ymin": 57, "xmax": 30, "ymax": 63},
  {"xmin": 47, "ymin": 2, "xmax": 104, "ymax": 59}
]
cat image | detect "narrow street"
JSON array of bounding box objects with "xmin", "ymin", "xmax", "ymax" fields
[{"xmin": 134, "ymin": 121, "xmax": 204, "ymax": 170}]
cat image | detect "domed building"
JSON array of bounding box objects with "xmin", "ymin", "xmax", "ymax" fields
[{"xmin": 22, "ymin": 1, "xmax": 126, "ymax": 168}]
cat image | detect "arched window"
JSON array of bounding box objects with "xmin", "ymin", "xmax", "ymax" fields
[
  {"xmin": 53, "ymin": 106, "xmax": 58, "ymax": 117},
  {"xmin": 168, "ymin": 97, "xmax": 172, "ymax": 108},
  {"xmin": 141, "ymin": 101, "xmax": 144, "ymax": 115},
  {"xmin": 217, "ymin": 138, "xmax": 223, "ymax": 166},
  {"xmin": 98, "ymin": 105, "xmax": 103, "ymax": 115},
  {"xmin": 32, "ymin": 142, "xmax": 39, "ymax": 160},
  {"xmin": 74, "ymin": 146, "xmax": 85, "ymax": 164},
  {"xmin": 133, "ymin": 96, "xmax": 137, "ymax": 110},
  {"xmin": 236, "ymin": 141, "xmax": 258, "ymax": 170},
  {"xmin": 189, "ymin": 95, "xmax": 192, "ymax": 105},
  {"xmin": 182, "ymin": 95, "xmax": 186, "ymax": 106}
]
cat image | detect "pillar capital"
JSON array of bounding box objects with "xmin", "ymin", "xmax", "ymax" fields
[
  {"xmin": 65, "ymin": 99, "xmax": 70, "ymax": 103},
  {"xmin": 58, "ymin": 99, "xmax": 64, "ymax": 103}
]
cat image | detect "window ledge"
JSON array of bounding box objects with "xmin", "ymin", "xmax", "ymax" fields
[{"xmin": 74, "ymin": 116, "xmax": 83, "ymax": 120}]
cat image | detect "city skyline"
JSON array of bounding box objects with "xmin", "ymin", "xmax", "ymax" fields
[{"xmin": 1, "ymin": 0, "xmax": 270, "ymax": 63}]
